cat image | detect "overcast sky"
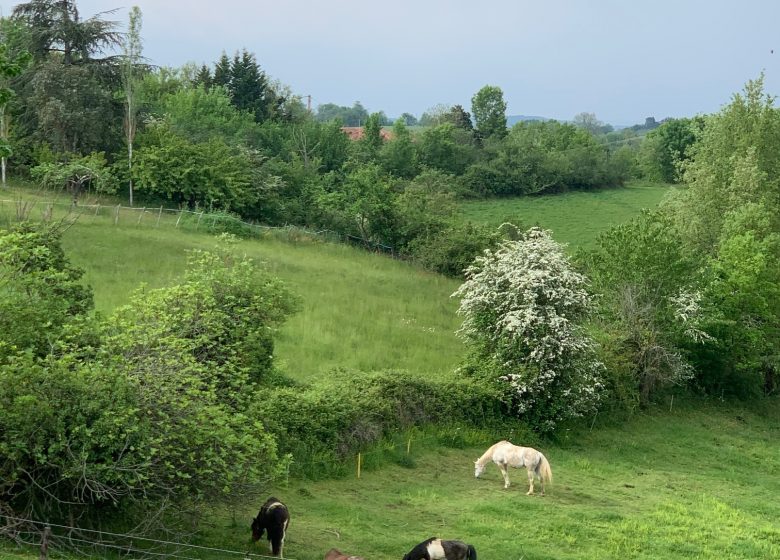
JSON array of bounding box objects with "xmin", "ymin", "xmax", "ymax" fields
[{"xmin": 2, "ymin": 0, "xmax": 779, "ymax": 125}]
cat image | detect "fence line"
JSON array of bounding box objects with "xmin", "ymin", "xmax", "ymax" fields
[
  {"xmin": 0, "ymin": 198, "xmax": 399, "ymax": 256},
  {"xmin": 0, "ymin": 513, "xmax": 294, "ymax": 560}
]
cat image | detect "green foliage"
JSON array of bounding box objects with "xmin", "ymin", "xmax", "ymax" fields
[
  {"xmin": 133, "ymin": 122, "xmax": 255, "ymax": 210},
  {"xmin": 0, "ymin": 233, "xmax": 293, "ymax": 525},
  {"xmin": 417, "ymin": 123, "xmax": 477, "ymax": 175},
  {"xmin": 406, "ymin": 220, "xmax": 500, "ymax": 277},
  {"xmin": 671, "ymin": 76, "xmax": 780, "ymax": 395},
  {"xmin": 454, "ymin": 228, "xmax": 604, "ymax": 431},
  {"xmin": 582, "ymin": 211, "xmax": 706, "ymax": 403},
  {"xmin": 471, "ymin": 85, "xmax": 507, "ymax": 139},
  {"xmin": 0, "ymin": 222, "xmax": 93, "ymax": 361},
  {"xmin": 639, "ymin": 117, "xmax": 702, "ymax": 183},
  {"xmin": 464, "ymin": 120, "xmax": 624, "ymax": 196},
  {"xmin": 156, "ymin": 85, "xmax": 258, "ymax": 144},
  {"xmin": 31, "ymin": 151, "xmax": 117, "ymax": 201},
  {"xmin": 252, "ymin": 370, "xmax": 506, "ymax": 477},
  {"xmin": 316, "ymin": 101, "xmax": 369, "ymax": 127},
  {"xmin": 381, "ymin": 118, "xmax": 417, "ymax": 178}
]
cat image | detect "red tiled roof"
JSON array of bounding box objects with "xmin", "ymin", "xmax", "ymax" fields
[{"xmin": 341, "ymin": 127, "xmax": 393, "ymax": 141}]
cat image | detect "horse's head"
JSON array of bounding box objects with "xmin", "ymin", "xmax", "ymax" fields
[
  {"xmin": 250, "ymin": 517, "xmax": 264, "ymax": 542},
  {"xmin": 474, "ymin": 460, "xmax": 484, "ymax": 478}
]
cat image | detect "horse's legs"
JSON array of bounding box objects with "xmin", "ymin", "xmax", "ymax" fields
[
  {"xmin": 497, "ymin": 462, "xmax": 510, "ymax": 488},
  {"xmin": 526, "ymin": 467, "xmax": 535, "ymax": 495}
]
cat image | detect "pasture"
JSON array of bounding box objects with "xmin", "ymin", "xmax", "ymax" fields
[
  {"xmin": 0, "ymin": 188, "xmax": 463, "ymax": 382},
  {"xmin": 200, "ymin": 399, "xmax": 780, "ymax": 560},
  {"xmin": 458, "ymin": 182, "xmax": 676, "ymax": 249}
]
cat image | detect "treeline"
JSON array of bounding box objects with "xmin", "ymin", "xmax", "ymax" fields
[{"xmin": 0, "ymin": 1, "xmax": 695, "ymax": 276}]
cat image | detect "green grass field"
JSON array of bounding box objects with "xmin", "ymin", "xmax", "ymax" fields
[
  {"xmin": 458, "ymin": 183, "xmax": 676, "ymax": 249},
  {"xmin": 5, "ymin": 182, "xmax": 777, "ymax": 560},
  {"xmin": 0, "ymin": 186, "xmax": 464, "ymax": 382},
  {"xmin": 195, "ymin": 399, "xmax": 779, "ymax": 560}
]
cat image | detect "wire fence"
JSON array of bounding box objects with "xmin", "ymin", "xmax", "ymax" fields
[
  {"xmin": 0, "ymin": 198, "xmax": 400, "ymax": 258},
  {"xmin": 0, "ymin": 513, "xmax": 296, "ymax": 560}
]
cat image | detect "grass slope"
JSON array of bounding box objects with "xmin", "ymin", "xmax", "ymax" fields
[
  {"xmin": 204, "ymin": 399, "xmax": 780, "ymax": 560},
  {"xmin": 1, "ymin": 188, "xmax": 463, "ymax": 382},
  {"xmin": 459, "ymin": 183, "xmax": 675, "ymax": 249}
]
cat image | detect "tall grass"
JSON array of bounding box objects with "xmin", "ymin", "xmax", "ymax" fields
[
  {"xmin": 0, "ymin": 187, "xmax": 464, "ymax": 382},
  {"xmin": 459, "ymin": 182, "xmax": 677, "ymax": 249}
]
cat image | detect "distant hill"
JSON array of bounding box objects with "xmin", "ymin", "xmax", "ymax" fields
[{"xmin": 506, "ymin": 114, "xmax": 551, "ymax": 126}]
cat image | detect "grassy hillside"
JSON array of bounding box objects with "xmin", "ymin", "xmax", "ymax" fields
[
  {"xmin": 0, "ymin": 187, "xmax": 463, "ymax": 382},
  {"xmin": 199, "ymin": 399, "xmax": 779, "ymax": 560},
  {"xmin": 459, "ymin": 182, "xmax": 676, "ymax": 249}
]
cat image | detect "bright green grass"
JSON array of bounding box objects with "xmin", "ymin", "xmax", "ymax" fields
[
  {"xmin": 459, "ymin": 182, "xmax": 677, "ymax": 249},
  {"xmin": 0, "ymin": 188, "xmax": 463, "ymax": 382},
  {"xmin": 197, "ymin": 399, "xmax": 780, "ymax": 560}
]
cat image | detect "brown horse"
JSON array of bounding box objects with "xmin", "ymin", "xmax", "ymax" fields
[{"xmin": 324, "ymin": 548, "xmax": 365, "ymax": 560}]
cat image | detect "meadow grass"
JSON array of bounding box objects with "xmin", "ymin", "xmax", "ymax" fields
[
  {"xmin": 198, "ymin": 398, "xmax": 780, "ymax": 560},
  {"xmin": 458, "ymin": 182, "xmax": 676, "ymax": 249},
  {"xmin": 0, "ymin": 187, "xmax": 464, "ymax": 382}
]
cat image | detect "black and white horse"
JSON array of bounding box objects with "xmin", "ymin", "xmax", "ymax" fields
[
  {"xmin": 251, "ymin": 497, "xmax": 290, "ymax": 557},
  {"xmin": 402, "ymin": 538, "xmax": 477, "ymax": 560}
]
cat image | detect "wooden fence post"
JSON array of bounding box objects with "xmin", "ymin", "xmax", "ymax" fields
[
  {"xmin": 156, "ymin": 205, "xmax": 163, "ymax": 227},
  {"xmin": 114, "ymin": 204, "xmax": 120, "ymax": 225},
  {"xmin": 175, "ymin": 209, "xmax": 183, "ymax": 228},
  {"xmin": 196, "ymin": 211, "xmax": 203, "ymax": 230},
  {"xmin": 39, "ymin": 525, "xmax": 51, "ymax": 560},
  {"xmin": 137, "ymin": 207, "xmax": 146, "ymax": 225},
  {"xmin": 94, "ymin": 203, "xmax": 100, "ymax": 216},
  {"xmin": 356, "ymin": 453, "xmax": 362, "ymax": 479}
]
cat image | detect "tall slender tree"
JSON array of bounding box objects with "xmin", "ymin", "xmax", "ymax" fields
[{"xmin": 121, "ymin": 6, "xmax": 142, "ymax": 206}]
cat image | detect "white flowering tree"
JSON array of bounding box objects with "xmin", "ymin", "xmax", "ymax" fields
[{"xmin": 453, "ymin": 227, "xmax": 603, "ymax": 431}]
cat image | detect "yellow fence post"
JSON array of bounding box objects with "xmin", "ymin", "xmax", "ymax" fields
[
  {"xmin": 357, "ymin": 453, "xmax": 362, "ymax": 479},
  {"xmin": 407, "ymin": 436, "xmax": 411, "ymax": 455}
]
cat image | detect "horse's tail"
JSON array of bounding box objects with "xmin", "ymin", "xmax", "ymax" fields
[
  {"xmin": 467, "ymin": 544, "xmax": 477, "ymax": 560},
  {"xmin": 537, "ymin": 452, "xmax": 553, "ymax": 484}
]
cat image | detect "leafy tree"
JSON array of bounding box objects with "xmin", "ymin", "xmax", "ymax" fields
[
  {"xmin": 32, "ymin": 151, "xmax": 117, "ymax": 203},
  {"xmin": 453, "ymin": 228, "xmax": 604, "ymax": 431},
  {"xmin": 11, "ymin": 0, "xmax": 121, "ymax": 64},
  {"xmin": 419, "ymin": 103, "xmax": 450, "ymax": 127},
  {"xmin": 583, "ymin": 211, "xmax": 708, "ymax": 404},
  {"xmin": 573, "ymin": 112, "xmax": 613, "ymax": 135},
  {"xmin": 417, "ymin": 123, "xmax": 476, "ymax": 175},
  {"xmin": 317, "ymin": 164, "xmax": 399, "ymax": 246},
  {"xmin": 670, "ymin": 76, "xmax": 780, "ymax": 395},
  {"xmin": 381, "ymin": 118, "xmax": 416, "ymax": 178},
  {"xmin": 0, "ymin": 222, "xmax": 93, "ymax": 361},
  {"xmin": 133, "ymin": 122, "xmax": 255, "ymax": 210},
  {"xmin": 0, "ymin": 39, "xmax": 31, "ymax": 185},
  {"xmin": 471, "ymin": 85, "xmax": 507, "ymax": 139},
  {"xmin": 355, "ymin": 111, "xmax": 384, "ymax": 162},
  {"xmin": 639, "ymin": 117, "xmax": 702, "ymax": 183},
  {"xmin": 316, "ymin": 101, "xmax": 368, "ymax": 126},
  {"xmin": 443, "ymin": 104, "xmax": 473, "ymax": 131},
  {"xmin": 400, "ymin": 112, "xmax": 418, "ymax": 126}
]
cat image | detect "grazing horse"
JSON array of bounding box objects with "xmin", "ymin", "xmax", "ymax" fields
[
  {"xmin": 474, "ymin": 440, "xmax": 553, "ymax": 495},
  {"xmin": 251, "ymin": 497, "xmax": 290, "ymax": 557},
  {"xmin": 324, "ymin": 548, "xmax": 365, "ymax": 560},
  {"xmin": 402, "ymin": 538, "xmax": 476, "ymax": 560}
]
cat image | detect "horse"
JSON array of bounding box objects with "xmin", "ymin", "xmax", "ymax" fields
[
  {"xmin": 474, "ymin": 440, "xmax": 553, "ymax": 495},
  {"xmin": 324, "ymin": 548, "xmax": 365, "ymax": 560},
  {"xmin": 251, "ymin": 497, "xmax": 290, "ymax": 557},
  {"xmin": 402, "ymin": 538, "xmax": 476, "ymax": 560}
]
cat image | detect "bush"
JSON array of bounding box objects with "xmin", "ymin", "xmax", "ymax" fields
[{"xmin": 251, "ymin": 370, "xmax": 507, "ymax": 477}]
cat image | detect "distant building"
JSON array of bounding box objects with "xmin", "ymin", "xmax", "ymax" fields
[{"xmin": 341, "ymin": 127, "xmax": 394, "ymax": 141}]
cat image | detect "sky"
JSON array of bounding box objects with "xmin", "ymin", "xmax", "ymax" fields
[{"xmin": 2, "ymin": 0, "xmax": 779, "ymax": 125}]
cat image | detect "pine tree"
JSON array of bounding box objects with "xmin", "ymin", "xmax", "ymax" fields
[{"xmin": 212, "ymin": 52, "xmax": 231, "ymax": 89}]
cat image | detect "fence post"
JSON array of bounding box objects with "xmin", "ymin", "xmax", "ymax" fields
[
  {"xmin": 407, "ymin": 436, "xmax": 412, "ymax": 455},
  {"xmin": 137, "ymin": 207, "xmax": 146, "ymax": 225},
  {"xmin": 156, "ymin": 205, "xmax": 163, "ymax": 227},
  {"xmin": 39, "ymin": 525, "xmax": 51, "ymax": 560},
  {"xmin": 175, "ymin": 209, "xmax": 183, "ymax": 228},
  {"xmin": 114, "ymin": 204, "xmax": 120, "ymax": 225},
  {"xmin": 356, "ymin": 453, "xmax": 362, "ymax": 479},
  {"xmin": 94, "ymin": 203, "xmax": 100, "ymax": 216},
  {"xmin": 196, "ymin": 211, "xmax": 203, "ymax": 230}
]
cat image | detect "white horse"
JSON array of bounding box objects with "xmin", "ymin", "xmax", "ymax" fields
[{"xmin": 474, "ymin": 440, "xmax": 553, "ymax": 495}]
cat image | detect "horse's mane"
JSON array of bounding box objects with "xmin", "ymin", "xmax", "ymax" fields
[{"xmin": 476, "ymin": 441, "xmax": 509, "ymax": 466}]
